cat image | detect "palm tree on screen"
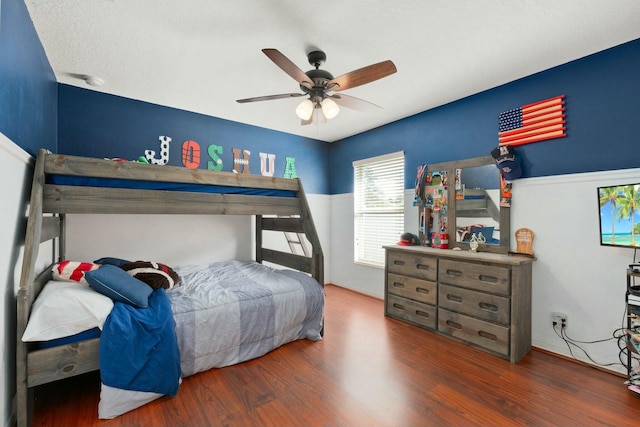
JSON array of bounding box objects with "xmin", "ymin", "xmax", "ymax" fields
[
  {"xmin": 599, "ymin": 186, "xmax": 620, "ymax": 244},
  {"xmin": 616, "ymin": 185, "xmax": 640, "ymax": 246}
]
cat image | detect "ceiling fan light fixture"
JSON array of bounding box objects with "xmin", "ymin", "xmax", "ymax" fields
[
  {"xmin": 296, "ymin": 99, "xmax": 314, "ymax": 120},
  {"xmin": 321, "ymin": 97, "xmax": 340, "ymax": 119}
]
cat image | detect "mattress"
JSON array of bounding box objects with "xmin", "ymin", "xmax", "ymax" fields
[{"xmin": 47, "ymin": 175, "xmax": 296, "ymax": 197}]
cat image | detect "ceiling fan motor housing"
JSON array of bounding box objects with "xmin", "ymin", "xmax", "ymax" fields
[
  {"xmin": 301, "ymin": 50, "xmax": 335, "ymax": 94},
  {"xmin": 301, "ymin": 68, "xmax": 334, "ymax": 93}
]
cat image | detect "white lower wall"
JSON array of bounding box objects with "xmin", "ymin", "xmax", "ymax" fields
[
  {"xmin": 66, "ymin": 214, "xmax": 254, "ymax": 266},
  {"xmin": 330, "ymin": 170, "xmax": 640, "ymax": 375},
  {"xmin": 65, "ymin": 195, "xmax": 332, "ymax": 276},
  {"xmin": 329, "ymin": 191, "xmax": 417, "ymax": 298},
  {"xmin": 512, "ymin": 169, "xmax": 639, "ymax": 375},
  {"xmin": 304, "ymin": 194, "xmax": 331, "ymax": 278},
  {"xmin": 0, "ymin": 135, "xmax": 41, "ymax": 427}
]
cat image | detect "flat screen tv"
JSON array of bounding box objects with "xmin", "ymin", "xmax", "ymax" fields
[{"xmin": 598, "ymin": 183, "xmax": 640, "ymax": 249}]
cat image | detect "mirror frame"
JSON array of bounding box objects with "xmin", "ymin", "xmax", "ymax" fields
[{"xmin": 427, "ymin": 155, "xmax": 510, "ymax": 254}]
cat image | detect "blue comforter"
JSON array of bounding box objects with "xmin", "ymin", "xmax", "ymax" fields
[{"xmin": 99, "ymin": 288, "xmax": 180, "ymax": 396}]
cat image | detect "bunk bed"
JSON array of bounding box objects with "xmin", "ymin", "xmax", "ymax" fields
[{"xmin": 16, "ymin": 149, "xmax": 325, "ymax": 427}]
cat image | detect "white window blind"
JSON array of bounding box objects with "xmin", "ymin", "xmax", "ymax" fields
[{"xmin": 353, "ymin": 151, "xmax": 404, "ymax": 267}]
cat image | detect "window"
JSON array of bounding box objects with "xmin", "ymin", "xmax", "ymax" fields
[{"xmin": 353, "ymin": 151, "xmax": 404, "ymax": 267}]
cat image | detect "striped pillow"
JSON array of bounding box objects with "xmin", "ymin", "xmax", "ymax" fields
[{"xmin": 52, "ymin": 261, "xmax": 101, "ymax": 285}]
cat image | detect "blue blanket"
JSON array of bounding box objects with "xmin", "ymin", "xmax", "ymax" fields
[{"xmin": 100, "ymin": 289, "xmax": 180, "ymax": 396}]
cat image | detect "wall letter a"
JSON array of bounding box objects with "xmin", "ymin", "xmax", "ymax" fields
[{"xmin": 283, "ymin": 156, "xmax": 297, "ymax": 179}]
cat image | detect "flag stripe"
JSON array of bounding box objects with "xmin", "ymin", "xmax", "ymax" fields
[
  {"xmin": 522, "ymin": 97, "xmax": 563, "ymax": 112},
  {"xmin": 500, "ymin": 124, "xmax": 566, "ymax": 142},
  {"xmin": 500, "ymin": 130, "xmax": 566, "ymax": 147},
  {"xmin": 498, "ymin": 95, "xmax": 565, "ymax": 146},
  {"xmin": 499, "ymin": 124, "xmax": 566, "ymax": 144}
]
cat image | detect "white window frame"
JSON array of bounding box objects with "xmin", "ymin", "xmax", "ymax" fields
[{"xmin": 353, "ymin": 151, "xmax": 405, "ymax": 267}]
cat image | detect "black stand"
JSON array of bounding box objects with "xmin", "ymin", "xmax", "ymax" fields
[{"xmin": 626, "ymin": 269, "xmax": 640, "ymax": 379}]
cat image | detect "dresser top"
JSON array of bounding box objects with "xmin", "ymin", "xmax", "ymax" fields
[{"xmin": 384, "ymin": 245, "xmax": 536, "ymax": 266}]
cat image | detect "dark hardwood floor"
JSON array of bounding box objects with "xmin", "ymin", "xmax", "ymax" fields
[{"xmin": 31, "ymin": 284, "xmax": 639, "ymax": 427}]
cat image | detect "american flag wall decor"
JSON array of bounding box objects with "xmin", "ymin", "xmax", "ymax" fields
[{"xmin": 498, "ymin": 95, "xmax": 566, "ymax": 146}]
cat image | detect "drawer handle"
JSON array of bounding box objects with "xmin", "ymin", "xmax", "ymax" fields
[
  {"xmin": 416, "ymin": 287, "xmax": 430, "ymax": 294},
  {"xmin": 479, "ymin": 302, "xmax": 498, "ymax": 312},
  {"xmin": 416, "ymin": 264, "xmax": 431, "ymax": 271},
  {"xmin": 479, "ymin": 274, "xmax": 498, "ymax": 283},
  {"xmin": 415, "ymin": 310, "xmax": 431, "ymax": 319},
  {"xmin": 446, "ymin": 294, "xmax": 463, "ymax": 303},
  {"xmin": 445, "ymin": 320, "xmax": 462, "ymax": 330},
  {"xmin": 392, "ymin": 303, "xmax": 405, "ymax": 311},
  {"xmin": 393, "ymin": 260, "xmax": 406, "ymax": 266},
  {"xmin": 446, "ymin": 269, "xmax": 463, "ymax": 277},
  {"xmin": 392, "ymin": 282, "xmax": 405, "ymax": 289},
  {"xmin": 478, "ymin": 330, "xmax": 498, "ymax": 342}
]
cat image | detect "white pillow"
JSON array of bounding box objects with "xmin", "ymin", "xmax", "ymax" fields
[{"xmin": 22, "ymin": 280, "xmax": 114, "ymax": 342}]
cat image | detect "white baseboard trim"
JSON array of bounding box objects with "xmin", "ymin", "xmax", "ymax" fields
[{"xmin": 327, "ymin": 282, "xmax": 381, "ymax": 300}]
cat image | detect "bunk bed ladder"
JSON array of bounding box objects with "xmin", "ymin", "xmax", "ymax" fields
[
  {"xmin": 255, "ymin": 178, "xmax": 323, "ymax": 286},
  {"xmin": 280, "ymin": 215, "xmax": 311, "ymax": 257}
]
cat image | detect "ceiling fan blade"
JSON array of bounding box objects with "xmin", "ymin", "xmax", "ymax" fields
[
  {"xmin": 329, "ymin": 94, "xmax": 382, "ymax": 113},
  {"xmin": 262, "ymin": 48, "xmax": 314, "ymax": 89},
  {"xmin": 236, "ymin": 93, "xmax": 305, "ymax": 103},
  {"xmin": 327, "ymin": 60, "xmax": 397, "ymax": 92}
]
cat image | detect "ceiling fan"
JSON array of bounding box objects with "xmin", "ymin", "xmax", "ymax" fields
[{"xmin": 236, "ymin": 49, "xmax": 397, "ymax": 125}]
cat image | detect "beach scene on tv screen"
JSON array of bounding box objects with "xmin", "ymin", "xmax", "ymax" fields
[{"xmin": 599, "ymin": 184, "xmax": 640, "ymax": 247}]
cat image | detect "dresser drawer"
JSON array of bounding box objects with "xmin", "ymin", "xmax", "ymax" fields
[
  {"xmin": 387, "ymin": 251, "xmax": 437, "ymax": 281},
  {"xmin": 387, "ymin": 273, "xmax": 437, "ymax": 305},
  {"xmin": 438, "ymin": 283, "xmax": 510, "ymax": 325},
  {"xmin": 386, "ymin": 294, "xmax": 436, "ymax": 330},
  {"xmin": 438, "ymin": 308, "xmax": 509, "ymax": 357},
  {"xmin": 438, "ymin": 259, "xmax": 511, "ymax": 296}
]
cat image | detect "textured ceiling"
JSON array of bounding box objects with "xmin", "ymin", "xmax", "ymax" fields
[{"xmin": 26, "ymin": 0, "xmax": 640, "ymax": 142}]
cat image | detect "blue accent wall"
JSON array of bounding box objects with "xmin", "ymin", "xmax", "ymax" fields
[
  {"xmin": 0, "ymin": 0, "xmax": 57, "ymax": 154},
  {"xmin": 58, "ymin": 86, "xmax": 330, "ymax": 194},
  {"xmin": 330, "ymin": 38, "xmax": 640, "ymax": 194}
]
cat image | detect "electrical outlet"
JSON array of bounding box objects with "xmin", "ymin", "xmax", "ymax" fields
[{"xmin": 552, "ymin": 312, "xmax": 568, "ymax": 327}]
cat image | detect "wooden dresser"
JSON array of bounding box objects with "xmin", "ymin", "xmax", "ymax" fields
[{"xmin": 384, "ymin": 245, "xmax": 534, "ymax": 363}]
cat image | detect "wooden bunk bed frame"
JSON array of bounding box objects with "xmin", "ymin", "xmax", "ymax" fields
[{"xmin": 16, "ymin": 149, "xmax": 324, "ymax": 427}]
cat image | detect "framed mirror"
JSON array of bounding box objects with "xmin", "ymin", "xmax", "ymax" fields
[{"xmin": 426, "ymin": 155, "xmax": 510, "ymax": 254}]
